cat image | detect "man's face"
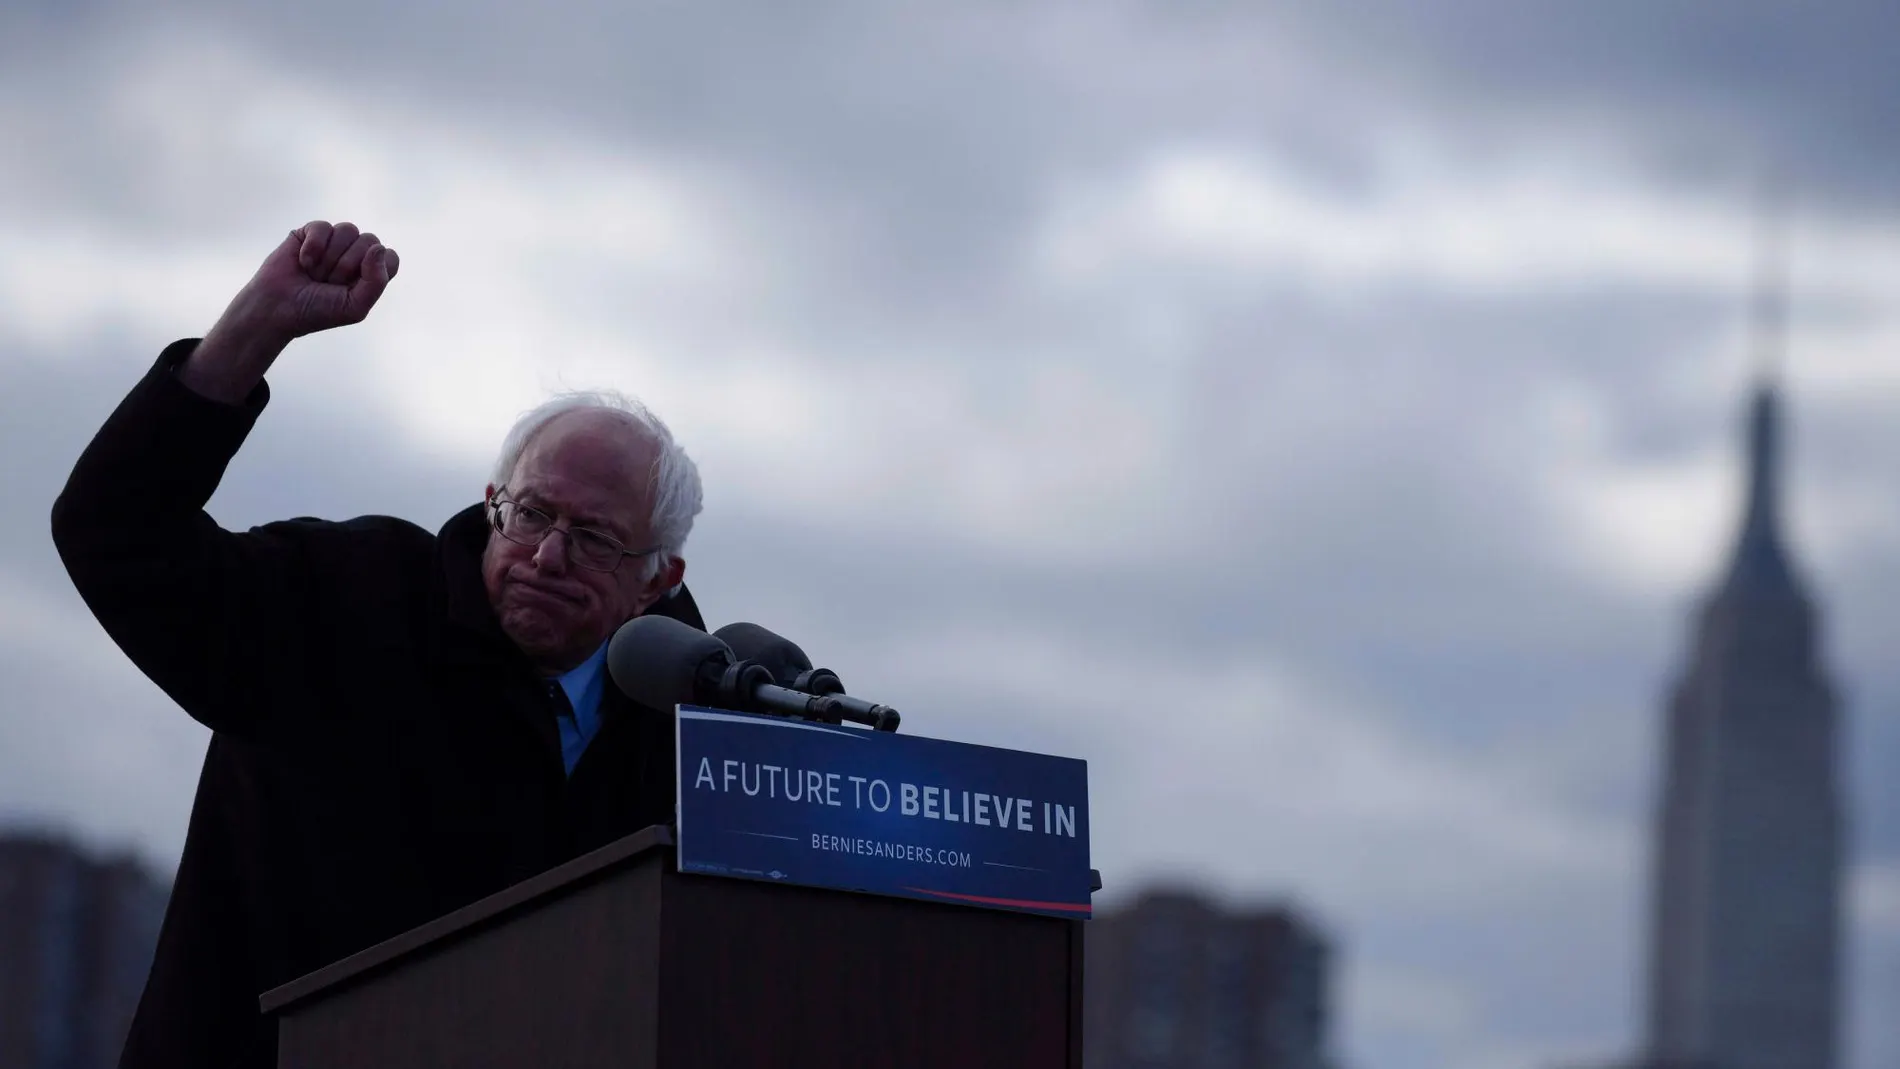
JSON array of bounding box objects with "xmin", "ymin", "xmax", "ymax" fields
[{"xmin": 481, "ymin": 411, "xmax": 685, "ymax": 674}]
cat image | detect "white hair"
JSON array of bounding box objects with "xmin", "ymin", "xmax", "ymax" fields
[{"xmin": 490, "ymin": 390, "xmax": 703, "ymax": 583}]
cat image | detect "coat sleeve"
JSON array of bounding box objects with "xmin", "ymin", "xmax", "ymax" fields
[{"xmin": 50, "ymin": 340, "xmax": 420, "ymax": 738}]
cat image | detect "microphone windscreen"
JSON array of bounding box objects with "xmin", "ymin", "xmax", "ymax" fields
[
  {"xmin": 608, "ymin": 614, "xmax": 730, "ymax": 710},
  {"xmin": 714, "ymin": 622, "xmax": 813, "ymax": 687}
]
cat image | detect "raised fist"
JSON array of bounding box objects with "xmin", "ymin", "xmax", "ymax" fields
[{"xmin": 233, "ymin": 220, "xmax": 401, "ymax": 342}]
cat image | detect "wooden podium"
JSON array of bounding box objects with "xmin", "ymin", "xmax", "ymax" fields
[{"xmin": 260, "ymin": 825, "xmax": 1086, "ymax": 1068}]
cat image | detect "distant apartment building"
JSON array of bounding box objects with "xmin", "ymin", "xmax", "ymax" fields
[
  {"xmin": 1085, "ymin": 888, "xmax": 1329, "ymax": 1069},
  {"xmin": 0, "ymin": 833, "xmax": 167, "ymax": 1069}
]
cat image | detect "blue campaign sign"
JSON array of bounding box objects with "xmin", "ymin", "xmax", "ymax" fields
[{"xmin": 675, "ymin": 706, "xmax": 1092, "ymax": 919}]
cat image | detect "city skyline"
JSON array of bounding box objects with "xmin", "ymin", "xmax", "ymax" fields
[
  {"xmin": 1085, "ymin": 887, "xmax": 1330, "ymax": 1069},
  {"xmin": 0, "ymin": 832, "xmax": 168, "ymax": 1069},
  {"xmin": 1634, "ymin": 192, "xmax": 1846, "ymax": 1069},
  {"xmin": 1644, "ymin": 377, "xmax": 1843, "ymax": 1069}
]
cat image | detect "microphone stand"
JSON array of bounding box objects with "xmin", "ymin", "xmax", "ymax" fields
[{"xmin": 700, "ymin": 658, "xmax": 902, "ymax": 733}]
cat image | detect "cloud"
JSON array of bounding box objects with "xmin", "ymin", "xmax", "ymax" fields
[
  {"xmin": 3, "ymin": 7, "xmax": 1899, "ymax": 1069},
  {"xmin": 1032, "ymin": 147, "xmax": 1900, "ymax": 300},
  {"xmin": 1286, "ymin": 0, "xmax": 1900, "ymax": 205}
]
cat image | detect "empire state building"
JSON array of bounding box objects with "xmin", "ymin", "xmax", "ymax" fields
[{"xmin": 1642, "ymin": 370, "xmax": 1843, "ymax": 1069}]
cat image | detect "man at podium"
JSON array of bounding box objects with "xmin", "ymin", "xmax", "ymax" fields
[{"xmin": 51, "ymin": 220, "xmax": 708, "ymax": 1069}]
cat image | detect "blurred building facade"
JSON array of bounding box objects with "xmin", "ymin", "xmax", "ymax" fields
[
  {"xmin": 0, "ymin": 833, "xmax": 166, "ymax": 1069},
  {"xmin": 1085, "ymin": 889, "xmax": 1328, "ymax": 1069},
  {"xmin": 1642, "ymin": 373, "xmax": 1842, "ymax": 1069}
]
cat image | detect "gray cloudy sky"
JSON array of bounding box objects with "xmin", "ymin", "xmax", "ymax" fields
[{"xmin": 3, "ymin": 4, "xmax": 1897, "ymax": 1069}]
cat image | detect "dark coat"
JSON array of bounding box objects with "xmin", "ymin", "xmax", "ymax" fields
[{"xmin": 51, "ymin": 341, "xmax": 704, "ymax": 1069}]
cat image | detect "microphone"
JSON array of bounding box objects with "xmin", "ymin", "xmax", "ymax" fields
[
  {"xmin": 608, "ymin": 616, "xmax": 898, "ymax": 731},
  {"xmin": 714, "ymin": 622, "xmax": 902, "ymax": 733}
]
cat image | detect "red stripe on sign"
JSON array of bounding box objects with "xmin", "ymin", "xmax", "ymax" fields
[{"xmin": 902, "ymin": 887, "xmax": 1093, "ymax": 914}]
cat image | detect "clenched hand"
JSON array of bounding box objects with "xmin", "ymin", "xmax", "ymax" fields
[
  {"xmin": 180, "ymin": 220, "xmax": 401, "ymax": 404},
  {"xmin": 253, "ymin": 221, "xmax": 401, "ymax": 339}
]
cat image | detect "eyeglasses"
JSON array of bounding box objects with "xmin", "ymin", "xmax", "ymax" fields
[{"xmin": 488, "ymin": 487, "xmax": 661, "ymax": 574}]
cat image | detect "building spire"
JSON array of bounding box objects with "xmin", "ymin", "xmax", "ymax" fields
[{"xmin": 1726, "ymin": 181, "xmax": 1796, "ymax": 594}]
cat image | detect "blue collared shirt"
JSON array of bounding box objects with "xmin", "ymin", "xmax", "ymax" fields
[{"xmin": 551, "ymin": 641, "xmax": 610, "ymax": 775}]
